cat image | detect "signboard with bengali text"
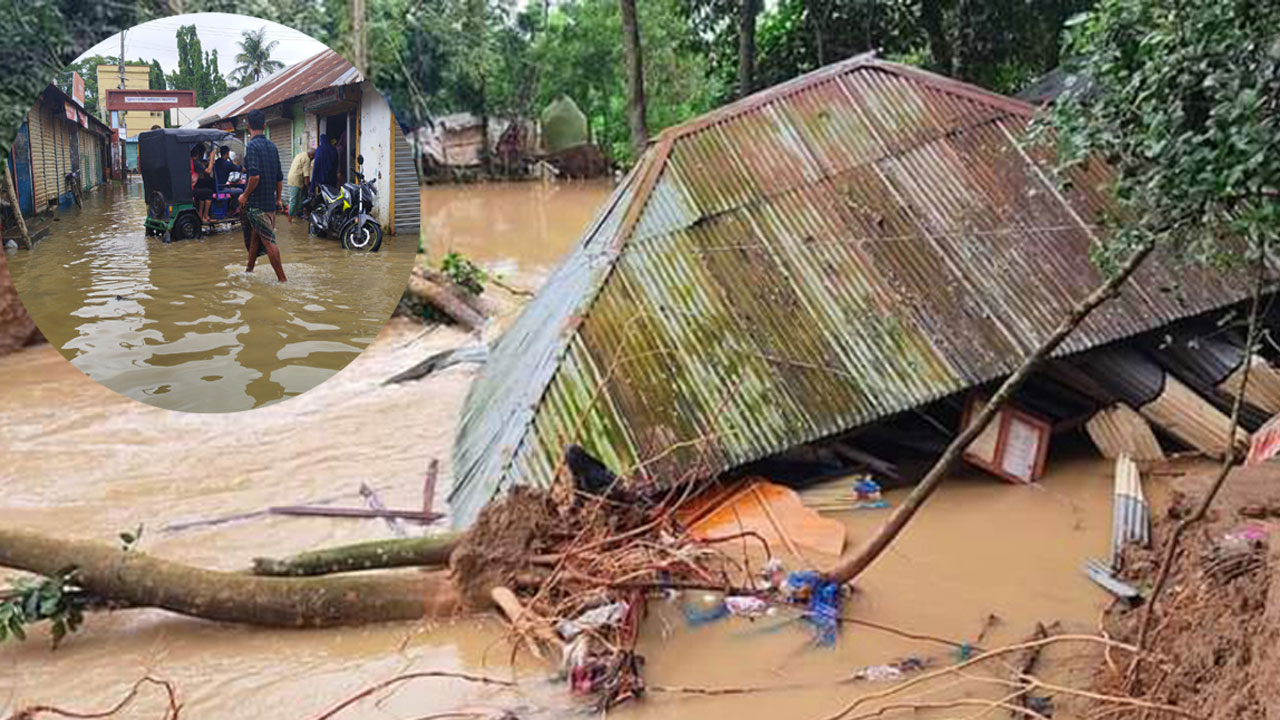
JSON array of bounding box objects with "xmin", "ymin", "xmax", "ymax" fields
[{"xmin": 103, "ymin": 88, "xmax": 196, "ymax": 112}]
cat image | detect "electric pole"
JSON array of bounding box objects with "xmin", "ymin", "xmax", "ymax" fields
[{"xmin": 119, "ymin": 29, "xmax": 127, "ymax": 89}]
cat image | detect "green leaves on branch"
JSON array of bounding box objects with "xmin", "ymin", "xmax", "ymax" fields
[
  {"xmin": 440, "ymin": 251, "xmax": 487, "ymax": 296},
  {"xmin": 0, "ymin": 567, "xmax": 87, "ymax": 649},
  {"xmin": 1036, "ymin": 0, "xmax": 1280, "ymax": 271}
]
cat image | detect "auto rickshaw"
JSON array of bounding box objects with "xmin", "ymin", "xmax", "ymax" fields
[{"xmin": 140, "ymin": 128, "xmax": 247, "ymax": 242}]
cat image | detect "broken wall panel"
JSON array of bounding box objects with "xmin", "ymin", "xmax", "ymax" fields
[
  {"xmin": 1140, "ymin": 375, "xmax": 1251, "ymax": 459},
  {"xmin": 1072, "ymin": 346, "xmax": 1251, "ymax": 458},
  {"xmin": 1111, "ymin": 453, "xmax": 1151, "ymax": 568},
  {"xmin": 1142, "ymin": 330, "xmax": 1273, "ymax": 429},
  {"xmin": 1220, "ymin": 355, "xmax": 1280, "ymax": 415},
  {"xmin": 1085, "ymin": 404, "xmax": 1166, "ymax": 462}
]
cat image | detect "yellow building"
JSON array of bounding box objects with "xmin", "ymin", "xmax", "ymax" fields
[{"xmin": 95, "ymin": 64, "xmax": 164, "ymax": 138}]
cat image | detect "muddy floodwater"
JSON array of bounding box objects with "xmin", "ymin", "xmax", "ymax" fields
[
  {"xmin": 5, "ymin": 180, "xmax": 415, "ymax": 412},
  {"xmin": 421, "ymin": 180, "xmax": 614, "ymax": 285},
  {"xmin": 3, "ymin": 182, "xmax": 1124, "ymax": 719}
]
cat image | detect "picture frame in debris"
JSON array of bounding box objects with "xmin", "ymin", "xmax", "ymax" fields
[{"xmin": 960, "ymin": 392, "xmax": 1053, "ymax": 484}]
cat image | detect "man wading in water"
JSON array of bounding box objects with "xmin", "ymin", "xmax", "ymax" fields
[{"xmin": 239, "ymin": 109, "xmax": 287, "ymax": 282}]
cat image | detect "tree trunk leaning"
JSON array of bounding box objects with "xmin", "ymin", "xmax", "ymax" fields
[
  {"xmin": 0, "ymin": 167, "xmax": 31, "ymax": 249},
  {"xmin": 619, "ymin": 0, "xmax": 648, "ymax": 157},
  {"xmin": 252, "ymin": 534, "xmax": 462, "ymax": 577},
  {"xmin": 824, "ymin": 242, "xmax": 1156, "ymax": 585},
  {"xmin": 0, "ymin": 528, "xmax": 460, "ymax": 627}
]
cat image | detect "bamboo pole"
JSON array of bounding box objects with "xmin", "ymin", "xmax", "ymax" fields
[
  {"xmin": 1, "ymin": 164, "xmax": 31, "ymax": 249},
  {"xmin": 251, "ymin": 534, "xmax": 462, "ymax": 577}
]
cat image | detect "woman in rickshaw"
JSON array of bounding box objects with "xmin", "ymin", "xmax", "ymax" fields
[{"xmin": 190, "ymin": 143, "xmax": 216, "ymax": 226}]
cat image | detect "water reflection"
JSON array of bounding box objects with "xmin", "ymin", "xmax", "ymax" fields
[{"xmin": 5, "ymin": 180, "xmax": 414, "ymax": 412}]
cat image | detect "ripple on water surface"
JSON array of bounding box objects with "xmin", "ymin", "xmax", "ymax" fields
[{"xmin": 5, "ymin": 181, "xmax": 415, "ymax": 412}]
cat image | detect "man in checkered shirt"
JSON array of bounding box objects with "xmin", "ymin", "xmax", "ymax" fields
[{"xmin": 239, "ymin": 109, "xmax": 287, "ymax": 282}]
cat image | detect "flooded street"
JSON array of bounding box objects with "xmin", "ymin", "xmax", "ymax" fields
[
  {"xmin": 4, "ymin": 180, "xmax": 415, "ymax": 412},
  {"xmin": 3, "ymin": 181, "xmax": 1123, "ymax": 719}
]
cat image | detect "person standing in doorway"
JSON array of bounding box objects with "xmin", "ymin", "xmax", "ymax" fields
[
  {"xmin": 239, "ymin": 109, "xmax": 287, "ymax": 282},
  {"xmin": 309, "ymin": 134, "xmax": 338, "ymax": 197},
  {"xmin": 286, "ymin": 147, "xmax": 314, "ymax": 224}
]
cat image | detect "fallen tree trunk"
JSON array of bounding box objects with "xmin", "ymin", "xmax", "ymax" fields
[
  {"xmin": 824, "ymin": 242, "xmax": 1155, "ymax": 585},
  {"xmin": 0, "ymin": 528, "xmax": 460, "ymax": 627},
  {"xmin": 251, "ymin": 533, "xmax": 461, "ymax": 577},
  {"xmin": 406, "ymin": 271, "xmax": 488, "ymax": 331},
  {"xmin": 414, "ymin": 266, "xmax": 500, "ymax": 318}
]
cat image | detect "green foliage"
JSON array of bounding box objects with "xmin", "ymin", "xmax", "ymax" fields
[
  {"xmin": 148, "ymin": 59, "xmax": 167, "ymax": 91},
  {"xmin": 58, "ymin": 55, "xmax": 145, "ymax": 117},
  {"xmin": 0, "ymin": 0, "xmax": 141, "ymax": 163},
  {"xmin": 232, "ymin": 27, "xmax": 286, "ymax": 87},
  {"xmin": 1038, "ymin": 0, "xmax": 1280, "ymax": 270},
  {"xmin": 0, "ymin": 567, "xmax": 87, "ymax": 650},
  {"xmin": 440, "ymin": 251, "xmax": 487, "ymax": 295},
  {"xmin": 165, "ymin": 24, "xmax": 229, "ymax": 105}
]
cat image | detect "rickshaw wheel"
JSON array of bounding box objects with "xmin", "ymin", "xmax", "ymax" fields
[{"xmin": 175, "ymin": 214, "xmax": 200, "ymax": 240}]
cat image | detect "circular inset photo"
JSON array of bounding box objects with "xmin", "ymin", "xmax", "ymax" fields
[{"xmin": 3, "ymin": 12, "xmax": 419, "ymax": 413}]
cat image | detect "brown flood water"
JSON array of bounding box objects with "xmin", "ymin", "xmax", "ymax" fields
[
  {"xmin": 421, "ymin": 180, "xmax": 614, "ymax": 285},
  {"xmin": 3, "ymin": 181, "xmax": 1129, "ymax": 719},
  {"xmin": 5, "ymin": 180, "xmax": 415, "ymax": 413}
]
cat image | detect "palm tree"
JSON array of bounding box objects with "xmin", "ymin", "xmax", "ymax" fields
[{"xmin": 233, "ymin": 28, "xmax": 284, "ymax": 87}]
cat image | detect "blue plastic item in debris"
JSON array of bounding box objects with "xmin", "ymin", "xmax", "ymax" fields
[
  {"xmin": 682, "ymin": 596, "xmax": 730, "ymax": 627},
  {"xmin": 787, "ymin": 571, "xmax": 842, "ymax": 646},
  {"xmin": 853, "ymin": 479, "xmax": 881, "ymax": 496}
]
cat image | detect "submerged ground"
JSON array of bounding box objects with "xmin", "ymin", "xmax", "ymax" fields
[
  {"xmin": 4, "ymin": 180, "xmax": 415, "ymax": 412},
  {"xmin": 1, "ymin": 180, "xmax": 1133, "ymax": 719}
]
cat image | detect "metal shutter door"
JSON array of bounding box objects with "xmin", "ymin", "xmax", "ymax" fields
[
  {"xmin": 268, "ymin": 119, "xmax": 293, "ymax": 180},
  {"xmin": 28, "ymin": 109, "xmax": 46, "ymax": 210},
  {"xmin": 393, "ymin": 127, "xmax": 419, "ymax": 234}
]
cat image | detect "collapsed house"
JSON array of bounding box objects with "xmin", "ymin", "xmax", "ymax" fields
[
  {"xmin": 419, "ymin": 96, "xmax": 609, "ymax": 180},
  {"xmin": 448, "ymin": 52, "xmax": 1277, "ymax": 530}
]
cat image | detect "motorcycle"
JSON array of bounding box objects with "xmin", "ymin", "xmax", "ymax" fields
[{"xmin": 304, "ymin": 153, "xmax": 383, "ymax": 252}]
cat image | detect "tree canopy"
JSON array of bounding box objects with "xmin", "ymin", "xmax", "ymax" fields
[
  {"xmin": 166, "ymin": 24, "xmax": 230, "ymax": 106},
  {"xmin": 232, "ymin": 27, "xmax": 286, "ymax": 87},
  {"xmin": 1040, "ymin": 0, "xmax": 1280, "ymax": 270}
]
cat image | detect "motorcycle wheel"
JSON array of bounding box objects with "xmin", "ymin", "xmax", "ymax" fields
[
  {"xmin": 340, "ymin": 218, "xmax": 382, "ymax": 252},
  {"xmin": 309, "ymin": 217, "xmax": 326, "ymax": 238}
]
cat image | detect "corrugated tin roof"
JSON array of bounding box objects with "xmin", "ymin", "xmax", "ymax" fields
[
  {"xmin": 448, "ymin": 52, "xmax": 1265, "ymax": 529},
  {"xmin": 195, "ymin": 48, "xmax": 363, "ymax": 125}
]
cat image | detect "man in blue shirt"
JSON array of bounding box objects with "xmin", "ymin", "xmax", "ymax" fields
[
  {"xmin": 213, "ymin": 145, "xmax": 241, "ymax": 189},
  {"xmin": 239, "ymin": 109, "xmax": 287, "ymax": 282}
]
